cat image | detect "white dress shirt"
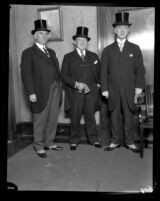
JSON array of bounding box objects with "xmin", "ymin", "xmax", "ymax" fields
[
  {"xmin": 76, "ymin": 48, "xmax": 86, "ymax": 57},
  {"xmin": 36, "ymin": 42, "xmax": 46, "ymax": 53},
  {"xmin": 117, "ymin": 38, "xmax": 126, "ymax": 51}
]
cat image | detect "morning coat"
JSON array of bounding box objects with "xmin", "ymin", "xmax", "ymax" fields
[
  {"xmin": 21, "ymin": 44, "xmax": 61, "ymax": 113},
  {"xmin": 61, "ymin": 49, "xmax": 101, "ymax": 113},
  {"xmin": 100, "ymin": 40, "xmax": 145, "ymax": 111}
]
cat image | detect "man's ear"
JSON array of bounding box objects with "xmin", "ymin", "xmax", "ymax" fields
[
  {"xmin": 34, "ymin": 32, "xmax": 37, "ymax": 40},
  {"xmin": 114, "ymin": 28, "xmax": 117, "ymax": 35},
  {"xmin": 127, "ymin": 27, "xmax": 130, "ymax": 34},
  {"xmin": 74, "ymin": 40, "xmax": 77, "ymax": 47}
]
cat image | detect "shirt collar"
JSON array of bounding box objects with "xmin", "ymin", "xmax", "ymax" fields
[
  {"xmin": 76, "ymin": 48, "xmax": 86, "ymax": 56},
  {"xmin": 117, "ymin": 38, "xmax": 126, "ymax": 45},
  {"xmin": 36, "ymin": 42, "xmax": 46, "ymax": 51}
]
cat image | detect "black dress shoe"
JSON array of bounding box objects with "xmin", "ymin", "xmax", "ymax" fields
[
  {"xmin": 127, "ymin": 146, "xmax": 140, "ymax": 153},
  {"xmin": 37, "ymin": 152, "xmax": 47, "ymax": 158},
  {"xmin": 70, "ymin": 144, "xmax": 77, "ymax": 151},
  {"xmin": 104, "ymin": 144, "xmax": 120, "ymax": 151},
  {"xmin": 44, "ymin": 146, "xmax": 63, "ymax": 151},
  {"xmin": 94, "ymin": 142, "xmax": 102, "ymax": 148}
]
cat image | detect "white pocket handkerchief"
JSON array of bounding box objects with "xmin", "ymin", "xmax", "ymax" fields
[
  {"xmin": 129, "ymin": 54, "xmax": 134, "ymax": 57},
  {"xmin": 94, "ymin": 60, "xmax": 98, "ymax": 64}
]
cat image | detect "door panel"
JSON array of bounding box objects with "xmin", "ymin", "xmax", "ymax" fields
[{"xmin": 126, "ymin": 8, "xmax": 155, "ymax": 86}]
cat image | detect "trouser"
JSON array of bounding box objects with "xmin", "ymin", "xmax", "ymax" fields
[
  {"xmin": 110, "ymin": 86, "xmax": 134, "ymax": 145},
  {"xmin": 70, "ymin": 89, "xmax": 99, "ymax": 145},
  {"xmin": 33, "ymin": 81, "xmax": 60, "ymax": 151}
]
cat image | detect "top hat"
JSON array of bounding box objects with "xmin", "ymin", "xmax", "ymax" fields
[
  {"xmin": 112, "ymin": 12, "xmax": 132, "ymax": 27},
  {"xmin": 72, "ymin": 26, "xmax": 91, "ymax": 41},
  {"xmin": 31, "ymin": 19, "xmax": 51, "ymax": 35}
]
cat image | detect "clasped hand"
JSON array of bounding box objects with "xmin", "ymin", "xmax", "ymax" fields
[
  {"xmin": 75, "ymin": 82, "xmax": 90, "ymax": 94},
  {"xmin": 29, "ymin": 94, "xmax": 37, "ymax": 103},
  {"xmin": 102, "ymin": 91, "xmax": 109, "ymax": 99}
]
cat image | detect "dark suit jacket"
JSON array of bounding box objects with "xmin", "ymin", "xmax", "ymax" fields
[
  {"xmin": 61, "ymin": 49, "xmax": 101, "ymax": 113},
  {"xmin": 101, "ymin": 40, "xmax": 145, "ymax": 111},
  {"xmin": 21, "ymin": 44, "xmax": 61, "ymax": 113}
]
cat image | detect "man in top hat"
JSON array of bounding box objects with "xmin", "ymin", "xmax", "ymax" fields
[
  {"xmin": 21, "ymin": 19, "xmax": 63, "ymax": 158},
  {"xmin": 100, "ymin": 12, "xmax": 145, "ymax": 153},
  {"xmin": 61, "ymin": 26, "xmax": 102, "ymax": 150}
]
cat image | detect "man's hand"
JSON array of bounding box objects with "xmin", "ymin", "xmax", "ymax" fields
[
  {"xmin": 29, "ymin": 94, "xmax": 37, "ymax": 103},
  {"xmin": 134, "ymin": 88, "xmax": 143, "ymax": 104},
  {"xmin": 75, "ymin": 81, "xmax": 85, "ymax": 92},
  {"xmin": 83, "ymin": 83, "xmax": 90, "ymax": 94},
  {"xmin": 135, "ymin": 88, "xmax": 142, "ymax": 95},
  {"xmin": 102, "ymin": 91, "xmax": 109, "ymax": 99}
]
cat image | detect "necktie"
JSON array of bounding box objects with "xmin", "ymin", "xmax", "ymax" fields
[
  {"xmin": 80, "ymin": 50, "xmax": 85, "ymax": 61},
  {"xmin": 118, "ymin": 43, "xmax": 124, "ymax": 52},
  {"xmin": 43, "ymin": 47, "xmax": 50, "ymax": 57}
]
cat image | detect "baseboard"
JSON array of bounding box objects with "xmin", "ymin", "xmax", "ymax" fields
[
  {"xmin": 15, "ymin": 121, "xmax": 152, "ymax": 146},
  {"xmin": 16, "ymin": 122, "xmax": 33, "ymax": 136},
  {"xmin": 15, "ymin": 122, "xmax": 104, "ymax": 144}
]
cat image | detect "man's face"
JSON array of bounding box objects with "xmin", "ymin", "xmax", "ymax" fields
[
  {"xmin": 75, "ymin": 37, "xmax": 88, "ymax": 51},
  {"xmin": 114, "ymin": 25, "xmax": 130, "ymax": 40},
  {"xmin": 34, "ymin": 31, "xmax": 49, "ymax": 45}
]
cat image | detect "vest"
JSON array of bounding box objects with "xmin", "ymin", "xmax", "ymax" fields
[{"xmin": 79, "ymin": 55, "xmax": 96, "ymax": 87}]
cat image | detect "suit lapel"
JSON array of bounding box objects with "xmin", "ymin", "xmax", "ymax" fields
[
  {"xmin": 33, "ymin": 44, "xmax": 50, "ymax": 61},
  {"xmin": 112, "ymin": 41, "xmax": 121, "ymax": 54},
  {"xmin": 85, "ymin": 51, "xmax": 99, "ymax": 83},
  {"xmin": 114, "ymin": 40, "xmax": 130, "ymax": 54},
  {"xmin": 47, "ymin": 48, "xmax": 60, "ymax": 73},
  {"xmin": 74, "ymin": 49, "xmax": 83, "ymax": 62},
  {"xmin": 122, "ymin": 40, "xmax": 130, "ymax": 54},
  {"xmin": 33, "ymin": 44, "xmax": 60, "ymax": 74}
]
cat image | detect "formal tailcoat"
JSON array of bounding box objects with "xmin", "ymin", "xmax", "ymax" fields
[
  {"xmin": 21, "ymin": 44, "xmax": 61, "ymax": 113},
  {"xmin": 61, "ymin": 49, "xmax": 101, "ymax": 113},
  {"xmin": 101, "ymin": 40, "xmax": 145, "ymax": 111}
]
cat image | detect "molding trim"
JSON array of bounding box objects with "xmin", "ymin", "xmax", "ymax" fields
[{"xmin": 15, "ymin": 122, "xmax": 105, "ymax": 144}]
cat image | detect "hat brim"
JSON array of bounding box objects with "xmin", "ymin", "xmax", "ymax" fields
[
  {"xmin": 112, "ymin": 22, "xmax": 132, "ymax": 28},
  {"xmin": 72, "ymin": 35, "xmax": 91, "ymax": 41},
  {"xmin": 31, "ymin": 29, "xmax": 51, "ymax": 35}
]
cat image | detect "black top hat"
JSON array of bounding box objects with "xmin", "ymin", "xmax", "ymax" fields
[
  {"xmin": 31, "ymin": 19, "xmax": 51, "ymax": 35},
  {"xmin": 112, "ymin": 12, "xmax": 132, "ymax": 27},
  {"xmin": 72, "ymin": 26, "xmax": 91, "ymax": 41}
]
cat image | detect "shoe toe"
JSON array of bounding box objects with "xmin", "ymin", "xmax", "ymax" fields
[
  {"xmin": 104, "ymin": 147, "xmax": 114, "ymax": 151},
  {"xmin": 94, "ymin": 143, "xmax": 102, "ymax": 148},
  {"xmin": 70, "ymin": 145, "xmax": 77, "ymax": 150},
  {"xmin": 126, "ymin": 145, "xmax": 140, "ymax": 153},
  {"xmin": 44, "ymin": 146, "xmax": 63, "ymax": 151},
  {"xmin": 130, "ymin": 148, "xmax": 140, "ymax": 153},
  {"xmin": 54, "ymin": 146, "xmax": 63, "ymax": 151},
  {"xmin": 37, "ymin": 152, "xmax": 47, "ymax": 158},
  {"xmin": 104, "ymin": 144, "xmax": 120, "ymax": 151}
]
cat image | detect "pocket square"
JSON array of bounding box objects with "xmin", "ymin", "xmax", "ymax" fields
[
  {"xmin": 94, "ymin": 60, "xmax": 98, "ymax": 64},
  {"xmin": 129, "ymin": 54, "xmax": 134, "ymax": 57}
]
